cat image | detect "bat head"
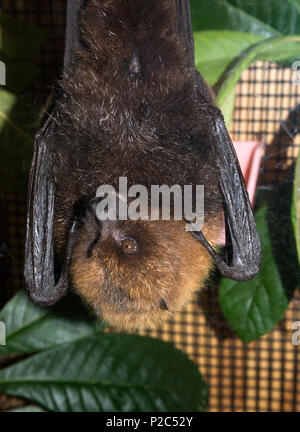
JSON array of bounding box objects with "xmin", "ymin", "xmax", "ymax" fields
[{"xmin": 70, "ymin": 200, "xmax": 221, "ymax": 329}]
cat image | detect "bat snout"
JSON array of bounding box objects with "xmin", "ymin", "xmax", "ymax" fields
[{"xmin": 70, "ymin": 218, "xmax": 221, "ymax": 329}]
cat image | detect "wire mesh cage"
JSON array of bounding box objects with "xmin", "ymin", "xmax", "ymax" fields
[{"xmin": 0, "ymin": 0, "xmax": 299, "ymax": 412}]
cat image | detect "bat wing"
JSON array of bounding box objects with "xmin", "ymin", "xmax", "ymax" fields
[
  {"xmin": 177, "ymin": 0, "xmax": 261, "ymax": 281},
  {"xmin": 193, "ymin": 113, "xmax": 262, "ymax": 281},
  {"xmin": 24, "ymin": 0, "xmax": 83, "ymax": 306},
  {"xmin": 24, "ymin": 118, "xmax": 78, "ymax": 306},
  {"xmin": 25, "ymin": 119, "xmax": 60, "ymax": 305},
  {"xmin": 64, "ymin": 0, "xmax": 84, "ymax": 68}
]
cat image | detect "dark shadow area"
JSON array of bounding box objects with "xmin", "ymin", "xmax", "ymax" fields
[{"xmin": 197, "ymin": 270, "xmax": 236, "ymax": 340}]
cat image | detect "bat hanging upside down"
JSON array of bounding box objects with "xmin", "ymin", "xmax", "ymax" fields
[{"xmin": 24, "ymin": 0, "xmax": 261, "ymax": 329}]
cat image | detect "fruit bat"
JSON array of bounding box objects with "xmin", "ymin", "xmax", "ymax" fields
[{"xmin": 24, "ymin": 0, "xmax": 261, "ymax": 329}]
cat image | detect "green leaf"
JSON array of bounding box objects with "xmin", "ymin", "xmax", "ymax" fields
[
  {"xmin": 219, "ymin": 86, "xmax": 236, "ymax": 129},
  {"xmin": 0, "ymin": 15, "xmax": 44, "ymax": 192},
  {"xmin": 193, "ymin": 31, "xmax": 300, "ymax": 124},
  {"xmin": 219, "ymin": 206, "xmax": 289, "ymax": 344},
  {"xmin": 194, "ymin": 31, "xmax": 264, "ymax": 86},
  {"xmin": 216, "ymin": 36, "xmax": 300, "ymax": 107},
  {"xmin": 293, "ymin": 151, "xmax": 300, "ymax": 264},
  {"xmin": 226, "ymin": 0, "xmax": 300, "ymax": 35},
  {"xmin": 190, "ymin": 0, "xmax": 300, "ymax": 36},
  {"xmin": 0, "ymin": 290, "xmax": 105, "ymax": 355},
  {"xmin": 0, "ymin": 54, "xmax": 40, "ymax": 93},
  {"xmin": 191, "ymin": 2, "xmax": 300, "ymax": 125},
  {"xmin": 0, "ymin": 13, "xmax": 44, "ymax": 93},
  {"xmin": 7, "ymin": 405, "xmax": 47, "ymax": 412},
  {"xmin": 0, "ymin": 12, "xmax": 45, "ymax": 60},
  {"xmin": 259, "ymin": 181, "xmax": 300, "ymax": 296},
  {"xmin": 0, "ymin": 88, "xmax": 39, "ymax": 193},
  {"xmin": 0, "ymin": 334, "xmax": 209, "ymax": 412}
]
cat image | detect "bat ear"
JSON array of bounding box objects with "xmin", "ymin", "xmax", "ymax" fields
[
  {"xmin": 191, "ymin": 113, "xmax": 261, "ymax": 282},
  {"xmin": 24, "ymin": 118, "xmax": 77, "ymax": 306}
]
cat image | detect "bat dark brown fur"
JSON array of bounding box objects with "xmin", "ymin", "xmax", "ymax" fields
[
  {"xmin": 24, "ymin": 0, "xmax": 261, "ymax": 329},
  {"xmin": 53, "ymin": 0, "xmax": 222, "ymax": 328}
]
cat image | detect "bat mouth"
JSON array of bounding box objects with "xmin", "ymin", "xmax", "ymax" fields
[
  {"xmin": 94, "ymin": 295, "xmax": 171, "ymax": 330},
  {"xmin": 93, "ymin": 279, "xmax": 171, "ymax": 317},
  {"xmin": 101, "ymin": 288, "xmax": 170, "ymax": 314}
]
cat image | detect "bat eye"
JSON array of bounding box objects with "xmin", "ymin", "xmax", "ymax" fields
[{"xmin": 121, "ymin": 237, "xmax": 138, "ymax": 255}]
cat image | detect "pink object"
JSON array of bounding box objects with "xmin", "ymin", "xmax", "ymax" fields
[{"xmin": 217, "ymin": 141, "xmax": 264, "ymax": 246}]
